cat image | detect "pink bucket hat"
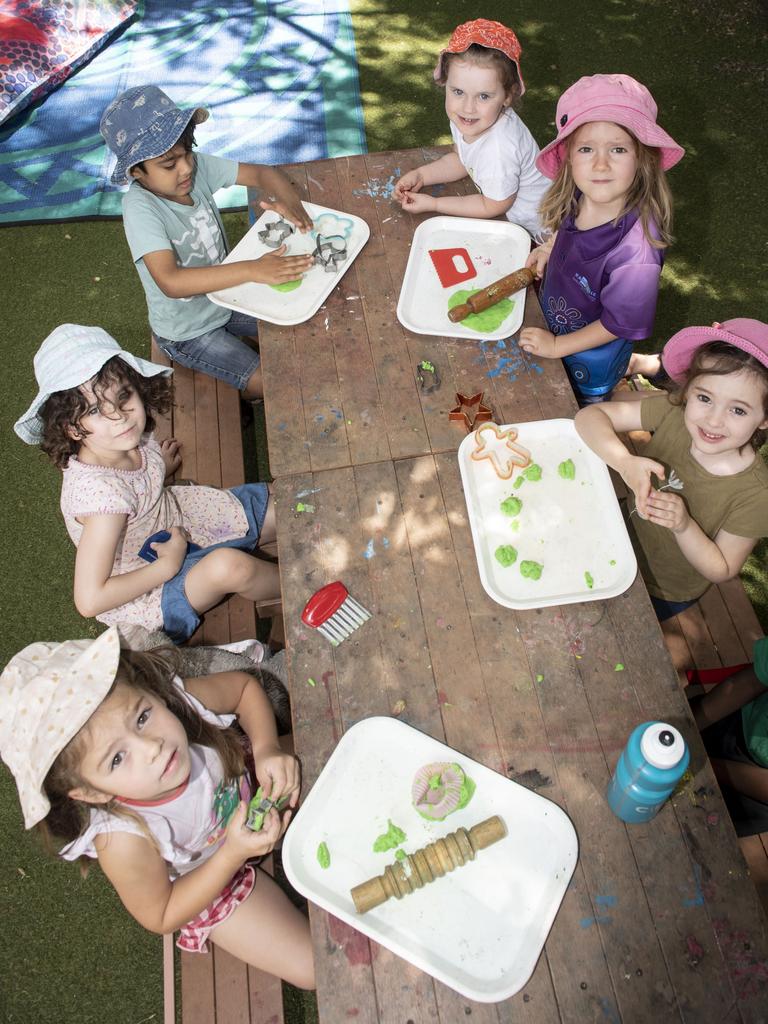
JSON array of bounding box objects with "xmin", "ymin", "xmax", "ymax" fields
[
  {"xmin": 536, "ymin": 74, "xmax": 684, "ymax": 179},
  {"xmin": 0, "ymin": 628, "xmax": 121, "ymax": 829},
  {"xmin": 433, "ymin": 19, "xmax": 525, "ymax": 96},
  {"xmin": 661, "ymin": 318, "xmax": 768, "ymax": 383}
]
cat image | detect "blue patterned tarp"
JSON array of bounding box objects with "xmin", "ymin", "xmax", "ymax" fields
[{"xmin": 0, "ymin": 0, "xmax": 366, "ymax": 223}]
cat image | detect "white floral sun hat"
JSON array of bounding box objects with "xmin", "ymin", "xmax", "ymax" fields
[
  {"xmin": 14, "ymin": 324, "xmax": 171, "ymax": 445},
  {"xmin": 0, "ymin": 628, "xmax": 121, "ymax": 829}
]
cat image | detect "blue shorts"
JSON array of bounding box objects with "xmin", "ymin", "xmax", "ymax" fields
[
  {"xmin": 160, "ymin": 483, "xmax": 270, "ymax": 643},
  {"xmin": 154, "ymin": 311, "xmax": 261, "ymax": 391},
  {"xmin": 563, "ymin": 338, "xmax": 633, "ymax": 400}
]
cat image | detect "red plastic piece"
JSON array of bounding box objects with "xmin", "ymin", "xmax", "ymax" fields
[
  {"xmin": 301, "ymin": 581, "xmax": 349, "ymax": 627},
  {"xmin": 428, "ymin": 247, "xmax": 477, "ymax": 288}
]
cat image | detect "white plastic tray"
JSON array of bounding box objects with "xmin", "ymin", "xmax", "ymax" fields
[
  {"xmin": 458, "ymin": 418, "xmax": 637, "ymax": 609},
  {"xmin": 396, "ymin": 215, "xmax": 531, "ymax": 339},
  {"xmin": 208, "ymin": 202, "xmax": 370, "ymax": 325},
  {"xmin": 283, "ymin": 717, "xmax": 578, "ymax": 1002}
]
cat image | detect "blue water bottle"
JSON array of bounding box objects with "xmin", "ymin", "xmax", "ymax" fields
[{"xmin": 607, "ymin": 722, "xmax": 689, "ymax": 823}]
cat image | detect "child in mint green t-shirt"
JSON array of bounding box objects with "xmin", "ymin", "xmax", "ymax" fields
[{"xmin": 690, "ymin": 637, "xmax": 768, "ymax": 836}]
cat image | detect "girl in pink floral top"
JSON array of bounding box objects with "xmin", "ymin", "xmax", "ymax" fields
[{"xmin": 14, "ymin": 324, "xmax": 279, "ymax": 641}]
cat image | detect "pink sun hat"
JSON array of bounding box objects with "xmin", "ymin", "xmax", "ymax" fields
[
  {"xmin": 433, "ymin": 19, "xmax": 525, "ymax": 96},
  {"xmin": 661, "ymin": 318, "xmax": 768, "ymax": 383},
  {"xmin": 536, "ymin": 73, "xmax": 684, "ymax": 179}
]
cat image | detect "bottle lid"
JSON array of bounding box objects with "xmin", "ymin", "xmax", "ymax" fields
[{"xmin": 640, "ymin": 722, "xmax": 686, "ymax": 769}]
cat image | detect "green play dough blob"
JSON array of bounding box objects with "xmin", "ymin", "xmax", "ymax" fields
[
  {"xmin": 523, "ymin": 463, "xmax": 542, "ymax": 481},
  {"xmin": 270, "ymin": 279, "xmax": 302, "ymax": 292},
  {"xmin": 448, "ymin": 289, "xmax": 514, "ymax": 333},
  {"xmin": 500, "ymin": 495, "xmax": 523, "ymax": 517},
  {"xmin": 520, "ymin": 560, "xmax": 543, "ymax": 580},
  {"xmin": 513, "ymin": 475, "xmax": 525, "ymax": 488},
  {"xmin": 585, "ymin": 571, "xmax": 594, "ymax": 589},
  {"xmin": 373, "ymin": 819, "xmax": 407, "ymax": 852},
  {"xmin": 495, "ymin": 544, "xmax": 518, "ymax": 568},
  {"xmin": 317, "ymin": 841, "xmax": 331, "ymax": 869},
  {"xmin": 558, "ymin": 459, "xmax": 576, "ymax": 480}
]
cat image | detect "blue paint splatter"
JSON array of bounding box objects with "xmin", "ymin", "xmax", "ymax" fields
[
  {"xmin": 296, "ymin": 487, "xmax": 321, "ymax": 499},
  {"xmin": 363, "ymin": 539, "xmax": 375, "ymax": 559},
  {"xmin": 315, "ymin": 414, "xmax": 325, "ymax": 423},
  {"xmin": 599, "ymin": 997, "xmax": 621, "ymax": 1024},
  {"xmin": 496, "ymin": 339, "xmax": 507, "ymax": 349},
  {"xmin": 579, "ymin": 914, "xmax": 612, "ymax": 928},
  {"xmin": 352, "ymin": 169, "xmax": 401, "ymax": 200},
  {"xmin": 277, "ymin": 421, "xmax": 287, "ymax": 431},
  {"xmin": 595, "ymin": 894, "xmax": 617, "ymax": 907},
  {"xmin": 330, "ymin": 407, "xmax": 344, "ymax": 420},
  {"xmin": 382, "ymin": 537, "xmax": 390, "ymax": 549},
  {"xmin": 682, "ymin": 863, "xmax": 705, "ymax": 907}
]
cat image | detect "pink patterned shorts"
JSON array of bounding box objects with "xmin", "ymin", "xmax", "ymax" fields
[{"xmin": 177, "ymin": 864, "xmax": 255, "ymax": 953}]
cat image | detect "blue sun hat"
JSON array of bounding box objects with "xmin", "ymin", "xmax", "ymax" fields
[
  {"xmin": 14, "ymin": 324, "xmax": 171, "ymax": 445},
  {"xmin": 100, "ymin": 84, "xmax": 209, "ymax": 185}
]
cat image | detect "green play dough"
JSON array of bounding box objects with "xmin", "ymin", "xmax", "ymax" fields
[
  {"xmin": 500, "ymin": 495, "xmax": 523, "ymax": 517},
  {"xmin": 558, "ymin": 459, "xmax": 576, "ymax": 480},
  {"xmin": 317, "ymin": 842, "xmax": 331, "ymax": 869},
  {"xmin": 447, "ymin": 289, "xmax": 514, "ymax": 333},
  {"xmin": 270, "ymin": 279, "xmax": 302, "ymax": 292},
  {"xmin": 513, "ymin": 475, "xmax": 525, "ymax": 488},
  {"xmin": 520, "ymin": 560, "xmax": 543, "ymax": 580},
  {"xmin": 585, "ymin": 571, "xmax": 594, "ymax": 589},
  {"xmin": 523, "ymin": 463, "xmax": 542, "ymax": 481},
  {"xmin": 373, "ymin": 819, "xmax": 407, "ymax": 852},
  {"xmin": 495, "ymin": 544, "xmax": 518, "ymax": 567}
]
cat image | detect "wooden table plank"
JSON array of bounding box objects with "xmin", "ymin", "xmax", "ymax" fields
[{"xmin": 272, "ymin": 454, "xmax": 768, "ymax": 1023}]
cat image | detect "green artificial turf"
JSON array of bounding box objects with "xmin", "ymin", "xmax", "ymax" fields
[{"xmin": 1, "ymin": 1, "xmax": 767, "ymax": 1021}]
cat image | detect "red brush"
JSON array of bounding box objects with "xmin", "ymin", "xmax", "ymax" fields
[{"xmin": 301, "ymin": 581, "xmax": 371, "ymax": 645}]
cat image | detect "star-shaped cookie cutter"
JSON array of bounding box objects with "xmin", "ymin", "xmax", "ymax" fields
[
  {"xmin": 312, "ymin": 233, "xmax": 348, "ymax": 273},
  {"xmin": 448, "ymin": 391, "xmax": 493, "ymax": 431},
  {"xmin": 470, "ymin": 422, "xmax": 531, "ymax": 479},
  {"xmin": 258, "ymin": 218, "xmax": 295, "ymax": 248}
]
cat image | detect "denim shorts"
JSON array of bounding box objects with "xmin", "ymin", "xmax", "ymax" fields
[
  {"xmin": 154, "ymin": 311, "xmax": 261, "ymax": 391},
  {"xmin": 160, "ymin": 483, "xmax": 270, "ymax": 643}
]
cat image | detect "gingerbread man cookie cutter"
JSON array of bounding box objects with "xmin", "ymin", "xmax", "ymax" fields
[
  {"xmin": 258, "ymin": 218, "xmax": 295, "ymax": 247},
  {"xmin": 470, "ymin": 422, "xmax": 531, "ymax": 479},
  {"xmin": 312, "ymin": 233, "xmax": 348, "ymax": 272}
]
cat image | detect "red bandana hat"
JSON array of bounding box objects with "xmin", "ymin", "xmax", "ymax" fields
[{"xmin": 433, "ymin": 19, "xmax": 525, "ymax": 96}]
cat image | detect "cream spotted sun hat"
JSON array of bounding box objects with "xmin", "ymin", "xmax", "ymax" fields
[{"xmin": 0, "ymin": 628, "xmax": 121, "ymax": 828}]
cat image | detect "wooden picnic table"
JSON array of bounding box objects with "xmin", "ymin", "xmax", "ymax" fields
[{"xmin": 248, "ymin": 153, "xmax": 768, "ymax": 1022}]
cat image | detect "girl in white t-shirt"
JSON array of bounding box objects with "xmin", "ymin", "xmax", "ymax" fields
[
  {"xmin": 394, "ymin": 19, "xmax": 549, "ymax": 238},
  {"xmin": 0, "ymin": 628, "xmax": 314, "ymax": 986}
]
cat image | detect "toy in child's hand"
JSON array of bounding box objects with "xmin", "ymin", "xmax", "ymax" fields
[
  {"xmin": 448, "ymin": 267, "xmax": 534, "ymax": 323},
  {"xmin": 258, "ymin": 219, "xmax": 295, "ymax": 248},
  {"xmin": 246, "ymin": 787, "xmax": 289, "ymax": 832},
  {"xmin": 138, "ymin": 530, "xmax": 201, "ymax": 563},
  {"xmin": 470, "ymin": 423, "xmax": 531, "ymax": 479}
]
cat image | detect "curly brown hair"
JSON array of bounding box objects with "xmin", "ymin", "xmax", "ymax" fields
[
  {"xmin": 39, "ymin": 356, "xmax": 174, "ymax": 468},
  {"xmin": 38, "ymin": 646, "xmax": 246, "ymax": 863},
  {"xmin": 436, "ymin": 45, "xmax": 523, "ymax": 108},
  {"xmin": 669, "ymin": 340, "xmax": 768, "ymax": 450}
]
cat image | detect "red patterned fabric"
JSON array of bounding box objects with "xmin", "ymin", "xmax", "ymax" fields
[
  {"xmin": 434, "ymin": 19, "xmax": 525, "ymax": 94},
  {"xmin": 177, "ymin": 864, "xmax": 256, "ymax": 954}
]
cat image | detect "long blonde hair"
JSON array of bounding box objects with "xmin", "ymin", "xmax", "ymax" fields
[
  {"xmin": 538, "ymin": 129, "xmax": 674, "ymax": 248},
  {"xmin": 38, "ymin": 647, "xmax": 246, "ymax": 868}
]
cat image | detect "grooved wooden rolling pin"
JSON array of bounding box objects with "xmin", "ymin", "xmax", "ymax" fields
[
  {"xmin": 350, "ymin": 815, "xmax": 506, "ymax": 914},
  {"xmin": 448, "ymin": 266, "xmax": 534, "ymax": 322}
]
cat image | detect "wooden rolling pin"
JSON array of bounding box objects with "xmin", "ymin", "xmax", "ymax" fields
[
  {"xmin": 448, "ymin": 266, "xmax": 534, "ymax": 322},
  {"xmin": 350, "ymin": 815, "xmax": 506, "ymax": 914}
]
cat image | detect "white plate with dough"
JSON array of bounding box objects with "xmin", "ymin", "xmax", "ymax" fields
[
  {"xmin": 208, "ymin": 202, "xmax": 370, "ymax": 325},
  {"xmin": 396, "ymin": 215, "xmax": 531, "ymax": 339},
  {"xmin": 283, "ymin": 716, "xmax": 578, "ymax": 1003},
  {"xmin": 458, "ymin": 418, "xmax": 637, "ymax": 609}
]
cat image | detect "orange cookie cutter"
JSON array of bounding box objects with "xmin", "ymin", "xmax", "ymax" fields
[
  {"xmin": 448, "ymin": 391, "xmax": 493, "ymax": 431},
  {"xmin": 470, "ymin": 422, "xmax": 531, "ymax": 479}
]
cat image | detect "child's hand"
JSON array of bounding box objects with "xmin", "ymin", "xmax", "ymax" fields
[
  {"xmin": 526, "ymin": 231, "xmax": 555, "ymax": 279},
  {"xmin": 160, "ymin": 438, "xmax": 182, "ymax": 477},
  {"xmin": 254, "ymin": 747, "xmax": 301, "ymax": 808},
  {"xmin": 259, "ymin": 198, "xmax": 313, "ymax": 232},
  {"xmin": 398, "ymin": 190, "xmax": 436, "ymax": 214},
  {"xmin": 394, "ymin": 170, "xmax": 424, "ymax": 199},
  {"xmin": 250, "ymin": 246, "xmax": 314, "ymax": 285},
  {"xmin": 621, "ymin": 456, "xmax": 666, "ymax": 518},
  {"xmin": 152, "ymin": 526, "xmax": 189, "ymax": 578},
  {"xmin": 224, "ymin": 800, "xmax": 290, "ymax": 862},
  {"xmin": 643, "ymin": 489, "xmax": 690, "ymax": 533},
  {"xmin": 519, "ymin": 327, "xmax": 557, "ymax": 359}
]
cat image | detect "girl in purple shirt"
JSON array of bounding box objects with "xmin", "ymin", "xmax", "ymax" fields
[{"xmin": 520, "ymin": 74, "xmax": 684, "ymax": 402}]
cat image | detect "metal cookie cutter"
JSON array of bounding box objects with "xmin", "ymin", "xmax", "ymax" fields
[
  {"xmin": 416, "ymin": 359, "xmax": 441, "ymax": 394},
  {"xmin": 258, "ymin": 218, "xmax": 295, "ymax": 247},
  {"xmin": 312, "ymin": 233, "xmax": 348, "ymax": 273}
]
